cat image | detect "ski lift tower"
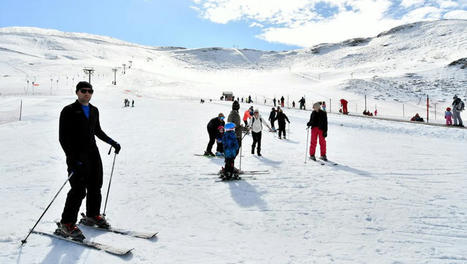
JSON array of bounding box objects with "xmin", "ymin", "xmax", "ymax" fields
[
  {"xmin": 83, "ymin": 67, "xmax": 95, "ymax": 84},
  {"xmin": 112, "ymin": 68, "xmax": 118, "ymax": 85}
]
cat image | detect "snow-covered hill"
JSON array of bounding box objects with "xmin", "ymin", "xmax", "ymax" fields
[{"xmin": 1, "ymin": 20, "xmax": 466, "ymax": 106}]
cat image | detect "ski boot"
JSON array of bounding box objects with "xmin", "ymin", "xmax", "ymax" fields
[
  {"xmin": 309, "ymin": 155, "xmax": 316, "ymax": 161},
  {"xmin": 55, "ymin": 222, "xmax": 85, "ymax": 241},
  {"xmin": 251, "ymin": 147, "xmax": 255, "ymax": 155},
  {"xmin": 231, "ymin": 173, "xmax": 241, "ymax": 180},
  {"xmin": 221, "ymin": 171, "xmax": 233, "ymax": 181},
  {"xmin": 80, "ymin": 213, "xmax": 111, "ymax": 229},
  {"xmin": 319, "ymin": 155, "xmax": 328, "ymax": 161},
  {"xmin": 215, "ymin": 152, "xmax": 224, "ymax": 157}
]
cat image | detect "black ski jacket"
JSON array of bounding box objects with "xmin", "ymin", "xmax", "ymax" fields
[
  {"xmin": 268, "ymin": 110, "xmax": 276, "ymax": 121},
  {"xmin": 59, "ymin": 100, "xmax": 113, "ymax": 163},
  {"xmin": 207, "ymin": 117, "xmax": 225, "ymax": 135},
  {"xmin": 307, "ymin": 110, "xmax": 328, "ymax": 132},
  {"xmin": 275, "ymin": 112, "xmax": 290, "ymax": 125}
]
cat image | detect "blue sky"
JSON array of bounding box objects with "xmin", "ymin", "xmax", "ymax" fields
[
  {"xmin": 1, "ymin": 0, "xmax": 466, "ymax": 50},
  {"xmin": 0, "ymin": 0, "xmax": 299, "ymax": 50}
]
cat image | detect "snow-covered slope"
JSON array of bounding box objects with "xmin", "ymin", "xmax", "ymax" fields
[
  {"xmin": 1, "ymin": 20, "xmax": 467, "ymax": 263},
  {"xmin": 1, "ymin": 20, "xmax": 465, "ymax": 104}
]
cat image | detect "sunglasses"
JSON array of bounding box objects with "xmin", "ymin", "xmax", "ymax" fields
[{"xmin": 79, "ymin": 88, "xmax": 94, "ymax": 94}]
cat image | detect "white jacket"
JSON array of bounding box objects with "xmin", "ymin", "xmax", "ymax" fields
[{"xmin": 249, "ymin": 115, "xmax": 269, "ymax": 133}]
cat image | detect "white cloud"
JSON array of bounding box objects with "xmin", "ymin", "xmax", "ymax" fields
[
  {"xmin": 443, "ymin": 9, "xmax": 467, "ymax": 19},
  {"xmin": 400, "ymin": 0, "xmax": 425, "ymax": 8},
  {"xmin": 192, "ymin": 0, "xmax": 467, "ymax": 47}
]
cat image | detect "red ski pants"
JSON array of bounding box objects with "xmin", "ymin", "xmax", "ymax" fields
[{"xmin": 310, "ymin": 127, "xmax": 326, "ymax": 156}]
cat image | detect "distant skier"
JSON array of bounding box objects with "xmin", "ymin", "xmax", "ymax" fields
[
  {"xmin": 248, "ymin": 95, "xmax": 252, "ymax": 103},
  {"xmin": 204, "ymin": 113, "xmax": 225, "ymax": 156},
  {"xmin": 299, "ymin": 97, "xmax": 306, "ymax": 110},
  {"xmin": 292, "ymin": 101, "xmax": 296, "ymax": 108},
  {"xmin": 243, "ymin": 106, "xmax": 253, "ymax": 127},
  {"xmin": 273, "ymin": 98, "xmax": 277, "ymax": 107},
  {"xmin": 249, "ymin": 109, "xmax": 271, "ymax": 156},
  {"xmin": 228, "ymin": 101, "xmax": 243, "ymax": 157},
  {"xmin": 445, "ymin": 107, "xmax": 453, "ymax": 126},
  {"xmin": 452, "ymin": 95, "xmax": 464, "ymax": 127},
  {"xmin": 131, "ymin": 100, "xmax": 134, "ymax": 107},
  {"xmin": 307, "ymin": 102, "xmax": 328, "ymax": 161},
  {"xmin": 57, "ymin": 81, "xmax": 121, "ymax": 240},
  {"xmin": 275, "ymin": 108, "xmax": 290, "ymax": 139},
  {"xmin": 221, "ymin": 123, "xmax": 239, "ymax": 180},
  {"xmin": 410, "ymin": 113, "xmax": 424, "ymax": 122},
  {"xmin": 280, "ymin": 96, "xmax": 285, "ymax": 107},
  {"xmin": 340, "ymin": 99, "xmax": 348, "ymax": 115},
  {"xmin": 268, "ymin": 107, "xmax": 277, "ymax": 131},
  {"xmin": 321, "ymin": 101, "xmax": 326, "ymax": 112}
]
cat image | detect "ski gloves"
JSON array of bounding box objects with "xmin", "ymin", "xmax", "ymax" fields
[{"xmin": 108, "ymin": 139, "xmax": 121, "ymax": 154}]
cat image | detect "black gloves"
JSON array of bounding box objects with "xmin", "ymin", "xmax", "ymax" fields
[
  {"xmin": 112, "ymin": 142, "xmax": 121, "ymax": 154},
  {"xmin": 109, "ymin": 139, "xmax": 121, "ymax": 154},
  {"xmin": 306, "ymin": 122, "xmax": 311, "ymax": 127},
  {"xmin": 323, "ymin": 131, "xmax": 327, "ymax": 138}
]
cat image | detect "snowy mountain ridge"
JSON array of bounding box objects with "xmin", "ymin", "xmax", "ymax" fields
[{"xmin": 0, "ymin": 19, "xmax": 466, "ymax": 116}]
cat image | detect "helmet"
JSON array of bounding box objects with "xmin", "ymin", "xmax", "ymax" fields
[
  {"xmin": 446, "ymin": 107, "xmax": 451, "ymax": 111},
  {"xmin": 225, "ymin": 122, "xmax": 235, "ymax": 131},
  {"xmin": 232, "ymin": 101, "xmax": 240, "ymax": 110}
]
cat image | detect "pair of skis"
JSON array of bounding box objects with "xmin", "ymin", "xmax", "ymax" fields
[
  {"xmin": 310, "ymin": 158, "xmax": 338, "ymax": 166},
  {"xmin": 32, "ymin": 216, "xmax": 157, "ymax": 256}
]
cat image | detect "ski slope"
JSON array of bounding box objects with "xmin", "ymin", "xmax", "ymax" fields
[
  {"xmin": 0, "ymin": 19, "xmax": 467, "ymax": 263},
  {"xmin": 1, "ymin": 87, "xmax": 467, "ymax": 263}
]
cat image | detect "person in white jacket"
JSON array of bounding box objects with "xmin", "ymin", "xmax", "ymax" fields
[{"xmin": 249, "ymin": 109, "xmax": 271, "ymax": 156}]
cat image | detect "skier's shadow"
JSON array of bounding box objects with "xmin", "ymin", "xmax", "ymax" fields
[
  {"xmin": 227, "ymin": 180, "xmax": 268, "ymax": 211},
  {"xmin": 330, "ymin": 164, "xmax": 373, "ymax": 178},
  {"xmin": 40, "ymin": 238, "xmax": 87, "ymax": 264},
  {"xmin": 253, "ymin": 156, "xmax": 283, "ymax": 168}
]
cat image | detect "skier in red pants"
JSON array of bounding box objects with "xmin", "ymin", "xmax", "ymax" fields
[
  {"xmin": 307, "ymin": 102, "xmax": 328, "ymax": 161},
  {"xmin": 340, "ymin": 99, "xmax": 348, "ymax": 115}
]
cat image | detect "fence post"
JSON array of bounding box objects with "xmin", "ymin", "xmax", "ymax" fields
[
  {"xmin": 426, "ymin": 95, "xmax": 429, "ymax": 123},
  {"xmin": 19, "ymin": 100, "xmax": 23, "ymax": 121}
]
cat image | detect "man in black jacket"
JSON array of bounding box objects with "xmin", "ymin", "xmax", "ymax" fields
[
  {"xmin": 57, "ymin": 81, "xmax": 121, "ymax": 240},
  {"xmin": 268, "ymin": 107, "xmax": 276, "ymax": 130},
  {"xmin": 307, "ymin": 102, "xmax": 328, "ymax": 161},
  {"xmin": 205, "ymin": 113, "xmax": 225, "ymax": 156},
  {"xmin": 275, "ymin": 108, "xmax": 290, "ymax": 139}
]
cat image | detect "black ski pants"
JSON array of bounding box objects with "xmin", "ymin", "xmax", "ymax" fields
[
  {"xmin": 252, "ymin": 131, "xmax": 262, "ymax": 153},
  {"xmin": 61, "ymin": 150, "xmax": 103, "ymax": 224}
]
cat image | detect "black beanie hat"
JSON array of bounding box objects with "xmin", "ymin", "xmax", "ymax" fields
[
  {"xmin": 76, "ymin": 81, "xmax": 93, "ymax": 93},
  {"xmin": 232, "ymin": 100, "xmax": 240, "ymax": 110}
]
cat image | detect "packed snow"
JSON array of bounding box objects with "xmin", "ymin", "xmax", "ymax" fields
[{"xmin": 0, "ymin": 19, "xmax": 467, "ymax": 263}]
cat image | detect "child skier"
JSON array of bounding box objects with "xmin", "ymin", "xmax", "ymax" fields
[
  {"xmin": 307, "ymin": 102, "xmax": 328, "ymax": 161},
  {"xmin": 215, "ymin": 125, "xmax": 225, "ymax": 156},
  {"xmin": 222, "ymin": 123, "xmax": 239, "ymax": 180},
  {"xmin": 445, "ymin": 107, "xmax": 453, "ymax": 126}
]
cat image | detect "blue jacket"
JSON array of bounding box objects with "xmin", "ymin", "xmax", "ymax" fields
[{"xmin": 222, "ymin": 131, "xmax": 239, "ymax": 159}]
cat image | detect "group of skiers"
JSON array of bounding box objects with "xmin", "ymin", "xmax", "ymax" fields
[
  {"xmin": 204, "ymin": 100, "xmax": 329, "ymax": 180},
  {"xmin": 123, "ymin": 98, "xmax": 134, "ymax": 107}
]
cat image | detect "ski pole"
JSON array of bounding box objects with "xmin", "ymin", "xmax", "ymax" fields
[
  {"xmin": 103, "ymin": 146, "xmax": 117, "ymax": 217},
  {"xmin": 305, "ymin": 127, "xmax": 310, "ymax": 164},
  {"xmin": 239, "ymin": 130, "xmax": 248, "ymax": 171},
  {"xmin": 21, "ymin": 171, "xmax": 74, "ymax": 245}
]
